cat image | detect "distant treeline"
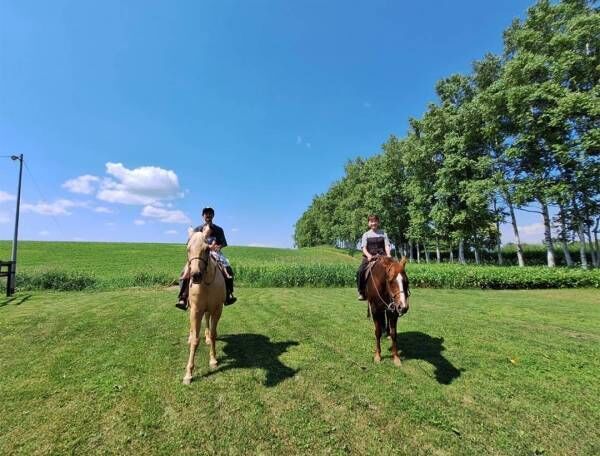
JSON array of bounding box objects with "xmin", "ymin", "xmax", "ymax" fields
[{"xmin": 294, "ymin": 0, "xmax": 599, "ymax": 269}]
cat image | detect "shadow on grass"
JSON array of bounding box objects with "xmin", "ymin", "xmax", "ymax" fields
[
  {"xmin": 397, "ymin": 331, "xmax": 463, "ymax": 385},
  {"xmin": 202, "ymin": 333, "xmax": 299, "ymax": 387},
  {"xmin": 0, "ymin": 294, "xmax": 32, "ymax": 308}
]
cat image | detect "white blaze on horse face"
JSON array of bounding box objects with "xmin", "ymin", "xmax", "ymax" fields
[{"xmin": 396, "ymin": 273, "xmax": 407, "ymax": 308}]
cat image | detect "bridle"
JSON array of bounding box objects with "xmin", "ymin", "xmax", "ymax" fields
[
  {"xmin": 368, "ymin": 258, "xmax": 410, "ymax": 315},
  {"xmin": 187, "ymin": 249, "xmax": 216, "ymax": 286}
]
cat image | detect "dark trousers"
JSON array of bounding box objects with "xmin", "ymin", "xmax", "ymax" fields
[
  {"xmin": 178, "ymin": 266, "xmax": 235, "ymax": 303},
  {"xmin": 356, "ymin": 257, "xmax": 369, "ymax": 294}
]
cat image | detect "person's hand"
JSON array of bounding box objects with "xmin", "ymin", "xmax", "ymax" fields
[
  {"xmin": 366, "ymin": 254, "xmax": 372, "ymax": 261},
  {"xmin": 210, "ymin": 243, "xmax": 221, "ymax": 252}
]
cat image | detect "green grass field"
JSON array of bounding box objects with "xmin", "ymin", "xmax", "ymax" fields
[
  {"xmin": 1, "ymin": 241, "xmax": 599, "ymax": 290},
  {"xmin": 1, "ymin": 287, "xmax": 599, "ymax": 455},
  {"xmin": 0, "ymin": 241, "xmax": 358, "ymax": 275}
]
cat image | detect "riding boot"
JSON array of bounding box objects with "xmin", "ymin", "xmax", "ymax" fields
[
  {"xmin": 224, "ymin": 267, "xmax": 237, "ymax": 305},
  {"xmin": 356, "ymin": 258, "xmax": 368, "ymax": 300},
  {"xmin": 176, "ymin": 277, "xmax": 189, "ymax": 311}
]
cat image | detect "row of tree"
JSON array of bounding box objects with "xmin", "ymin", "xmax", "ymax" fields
[{"xmin": 295, "ymin": 0, "xmax": 599, "ymax": 268}]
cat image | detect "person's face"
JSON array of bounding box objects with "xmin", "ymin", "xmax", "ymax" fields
[
  {"xmin": 203, "ymin": 211, "xmax": 214, "ymax": 225},
  {"xmin": 368, "ymin": 218, "xmax": 379, "ymax": 230}
]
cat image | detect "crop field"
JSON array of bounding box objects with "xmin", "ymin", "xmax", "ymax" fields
[
  {"xmin": 1, "ymin": 241, "xmax": 598, "ymax": 290},
  {"xmin": 1, "ymin": 287, "xmax": 599, "ymax": 455}
]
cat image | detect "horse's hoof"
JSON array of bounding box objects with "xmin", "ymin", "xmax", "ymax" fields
[
  {"xmin": 393, "ymin": 357, "xmax": 402, "ymax": 367},
  {"xmin": 374, "ymin": 354, "xmax": 382, "ymax": 363},
  {"xmin": 182, "ymin": 376, "xmax": 192, "ymax": 385},
  {"xmin": 209, "ymin": 359, "xmax": 218, "ymax": 369}
]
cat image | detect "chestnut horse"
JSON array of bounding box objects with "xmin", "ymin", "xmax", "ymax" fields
[
  {"xmin": 182, "ymin": 229, "xmax": 227, "ymax": 385},
  {"xmin": 365, "ymin": 256, "xmax": 410, "ymax": 366}
]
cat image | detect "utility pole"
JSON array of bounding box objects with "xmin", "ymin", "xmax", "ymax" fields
[{"xmin": 9, "ymin": 154, "xmax": 23, "ymax": 295}]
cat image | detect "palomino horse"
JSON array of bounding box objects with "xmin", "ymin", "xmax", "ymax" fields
[
  {"xmin": 365, "ymin": 256, "xmax": 409, "ymax": 366},
  {"xmin": 182, "ymin": 229, "xmax": 227, "ymax": 385}
]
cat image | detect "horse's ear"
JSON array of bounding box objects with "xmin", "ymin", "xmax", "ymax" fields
[{"xmin": 399, "ymin": 256, "xmax": 408, "ymax": 269}]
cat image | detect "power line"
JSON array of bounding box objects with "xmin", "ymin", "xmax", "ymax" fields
[{"xmin": 23, "ymin": 160, "xmax": 65, "ymax": 236}]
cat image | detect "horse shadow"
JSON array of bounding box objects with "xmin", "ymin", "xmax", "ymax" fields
[
  {"xmin": 202, "ymin": 333, "xmax": 299, "ymax": 387},
  {"xmin": 396, "ymin": 331, "xmax": 463, "ymax": 385}
]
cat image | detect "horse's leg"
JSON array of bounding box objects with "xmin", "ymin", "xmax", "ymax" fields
[
  {"xmin": 208, "ymin": 308, "xmax": 222, "ymax": 369},
  {"xmin": 388, "ymin": 311, "xmax": 401, "ymax": 366},
  {"xmin": 183, "ymin": 306, "xmax": 204, "ymax": 385},
  {"xmin": 204, "ymin": 313, "xmax": 211, "ymax": 345},
  {"xmin": 373, "ymin": 310, "xmax": 383, "ymax": 363}
]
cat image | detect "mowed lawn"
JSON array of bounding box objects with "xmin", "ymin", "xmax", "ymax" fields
[{"xmin": 1, "ymin": 288, "xmax": 599, "ymax": 455}]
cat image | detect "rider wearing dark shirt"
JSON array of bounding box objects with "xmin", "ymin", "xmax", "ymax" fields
[{"xmin": 176, "ymin": 207, "xmax": 237, "ymax": 310}]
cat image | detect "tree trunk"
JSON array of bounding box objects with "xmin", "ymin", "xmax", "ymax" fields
[
  {"xmin": 424, "ymin": 242, "xmax": 430, "ymax": 263},
  {"xmin": 558, "ymin": 205, "xmax": 574, "ymax": 267},
  {"xmin": 577, "ymin": 223, "xmax": 588, "ymax": 269},
  {"xmin": 408, "ymin": 241, "xmax": 414, "ymax": 261},
  {"xmin": 474, "ymin": 246, "xmax": 480, "ymax": 265},
  {"xmin": 449, "ymin": 244, "xmax": 454, "ymax": 263},
  {"xmin": 496, "ymin": 219, "xmax": 503, "ymax": 266},
  {"xmin": 505, "ymin": 192, "xmax": 525, "ymax": 267},
  {"xmin": 586, "ymin": 224, "xmax": 598, "ymax": 267},
  {"xmin": 416, "ymin": 242, "xmax": 421, "ymax": 263},
  {"xmin": 436, "ymin": 239, "xmax": 441, "ymax": 263},
  {"xmin": 540, "ymin": 199, "xmax": 556, "ymax": 268},
  {"xmin": 458, "ymin": 238, "xmax": 465, "ymax": 264},
  {"xmin": 594, "ymin": 218, "xmax": 599, "ymax": 268}
]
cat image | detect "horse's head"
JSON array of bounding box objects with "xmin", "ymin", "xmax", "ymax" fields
[
  {"xmin": 187, "ymin": 228, "xmax": 210, "ymax": 284},
  {"xmin": 384, "ymin": 256, "xmax": 409, "ymax": 315}
]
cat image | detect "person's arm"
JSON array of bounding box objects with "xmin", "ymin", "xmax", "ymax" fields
[
  {"xmin": 361, "ymin": 232, "xmax": 372, "ymax": 260},
  {"xmin": 384, "ymin": 232, "xmax": 392, "ymax": 257},
  {"xmin": 213, "ymin": 226, "xmax": 228, "ymax": 251}
]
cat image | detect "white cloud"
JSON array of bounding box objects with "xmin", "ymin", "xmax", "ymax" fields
[
  {"xmin": 94, "ymin": 206, "xmax": 113, "ymax": 214},
  {"xmin": 0, "ymin": 191, "xmax": 15, "ymax": 203},
  {"xmin": 165, "ymin": 229, "xmax": 178, "ymax": 235},
  {"xmin": 39, "ymin": 230, "xmax": 50, "ymax": 237},
  {"xmin": 105, "ymin": 222, "xmax": 116, "ymax": 227},
  {"xmin": 296, "ymin": 136, "xmax": 303, "ymax": 144},
  {"xmin": 97, "ymin": 162, "xmax": 181, "ymax": 205},
  {"xmin": 306, "ymin": 142, "xmax": 311, "ymax": 149},
  {"xmin": 141, "ymin": 205, "xmax": 191, "ymax": 224},
  {"xmin": 0, "ymin": 212, "xmax": 10, "ymax": 224},
  {"xmin": 134, "ymin": 219, "xmax": 146, "ymax": 225},
  {"xmin": 22, "ymin": 199, "xmax": 84, "ymax": 216},
  {"xmin": 231, "ymin": 227, "xmax": 239, "ymax": 232},
  {"xmin": 62, "ymin": 175, "xmax": 100, "ymax": 194},
  {"xmin": 248, "ymin": 243, "xmax": 274, "ymax": 247}
]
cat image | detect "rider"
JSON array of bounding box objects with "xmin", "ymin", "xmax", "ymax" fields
[
  {"xmin": 176, "ymin": 207, "xmax": 237, "ymax": 310},
  {"xmin": 357, "ymin": 214, "xmax": 392, "ymax": 300}
]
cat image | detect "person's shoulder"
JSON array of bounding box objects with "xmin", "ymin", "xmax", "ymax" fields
[
  {"xmin": 193, "ymin": 224, "xmax": 204, "ymax": 232},
  {"xmin": 212, "ymin": 223, "xmax": 225, "ymax": 232}
]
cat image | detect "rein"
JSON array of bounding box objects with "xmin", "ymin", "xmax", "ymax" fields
[
  {"xmin": 188, "ymin": 253, "xmax": 217, "ymax": 286},
  {"xmin": 367, "ymin": 258, "xmax": 408, "ymax": 315}
]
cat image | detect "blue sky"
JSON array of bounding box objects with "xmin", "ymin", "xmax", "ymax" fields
[{"xmin": 0, "ymin": 0, "xmax": 548, "ymax": 248}]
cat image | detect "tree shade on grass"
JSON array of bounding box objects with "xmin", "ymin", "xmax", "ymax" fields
[{"xmin": 1, "ymin": 287, "xmax": 598, "ymax": 454}]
